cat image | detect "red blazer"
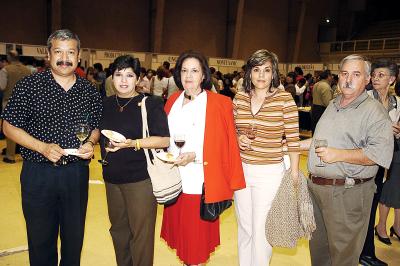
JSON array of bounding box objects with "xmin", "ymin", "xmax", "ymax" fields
[{"xmin": 165, "ymin": 90, "xmax": 245, "ymax": 203}]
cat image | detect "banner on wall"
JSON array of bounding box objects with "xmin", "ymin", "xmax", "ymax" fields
[
  {"xmin": 290, "ymin": 63, "xmax": 324, "ymax": 72},
  {"xmin": 209, "ymin": 58, "xmax": 245, "ymax": 67},
  {"xmin": 155, "ymin": 54, "xmax": 179, "ymax": 64},
  {"xmin": 0, "ymin": 43, "xmax": 6, "ymax": 55},
  {"xmin": 22, "ymin": 45, "xmax": 48, "ymax": 57},
  {"xmin": 94, "ymin": 50, "xmax": 146, "ymax": 62}
]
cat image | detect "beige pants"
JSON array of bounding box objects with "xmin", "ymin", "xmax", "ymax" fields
[
  {"xmin": 308, "ymin": 178, "xmax": 376, "ymax": 266},
  {"xmin": 234, "ymin": 162, "xmax": 285, "ymax": 266}
]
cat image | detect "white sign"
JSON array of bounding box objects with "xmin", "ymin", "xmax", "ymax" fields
[
  {"xmin": 156, "ymin": 54, "xmax": 179, "ymax": 64},
  {"xmin": 291, "ymin": 63, "xmax": 324, "ymax": 71},
  {"xmin": 0, "ymin": 43, "xmax": 6, "ymax": 55},
  {"xmin": 209, "ymin": 58, "xmax": 245, "ymax": 67},
  {"xmin": 22, "ymin": 45, "xmax": 48, "ymax": 57},
  {"xmin": 95, "ymin": 50, "xmax": 146, "ymax": 62}
]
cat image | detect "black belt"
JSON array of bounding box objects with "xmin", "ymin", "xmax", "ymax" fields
[{"xmin": 309, "ymin": 174, "xmax": 373, "ymax": 186}]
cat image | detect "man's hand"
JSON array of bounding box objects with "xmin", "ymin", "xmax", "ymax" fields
[
  {"xmin": 315, "ymin": 146, "xmax": 340, "ymax": 164},
  {"xmin": 76, "ymin": 142, "xmax": 94, "ymax": 159},
  {"xmin": 40, "ymin": 143, "xmax": 67, "ymax": 162}
]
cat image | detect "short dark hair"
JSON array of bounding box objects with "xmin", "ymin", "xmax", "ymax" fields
[
  {"xmin": 111, "ymin": 55, "xmax": 141, "ymax": 78},
  {"xmin": 47, "ymin": 29, "xmax": 80, "ymax": 51},
  {"xmin": 173, "ymin": 50, "xmax": 211, "ymax": 90},
  {"xmin": 294, "ymin": 66, "xmax": 303, "ymax": 76},
  {"xmin": 210, "ymin": 67, "xmax": 216, "ymax": 74},
  {"xmin": 93, "ymin": 63, "xmax": 103, "ymax": 72},
  {"xmin": 297, "ymin": 77, "xmax": 306, "ymax": 87},
  {"xmin": 371, "ymin": 59, "xmax": 399, "ymax": 78},
  {"xmin": 243, "ymin": 49, "xmax": 280, "ymax": 94},
  {"xmin": 286, "ymin": 72, "xmax": 297, "ymax": 84},
  {"xmin": 319, "ymin": 70, "xmax": 331, "ymax": 80},
  {"xmin": 163, "ymin": 61, "xmax": 170, "ymax": 70}
]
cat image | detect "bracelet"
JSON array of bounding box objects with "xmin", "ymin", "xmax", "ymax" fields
[{"xmin": 134, "ymin": 139, "xmax": 141, "ymax": 151}]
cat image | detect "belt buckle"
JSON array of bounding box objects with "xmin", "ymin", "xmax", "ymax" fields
[{"xmin": 344, "ymin": 177, "xmax": 355, "ymax": 189}]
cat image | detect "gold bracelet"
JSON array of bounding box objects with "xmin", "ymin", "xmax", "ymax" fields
[{"xmin": 136, "ymin": 139, "xmax": 141, "ymax": 150}]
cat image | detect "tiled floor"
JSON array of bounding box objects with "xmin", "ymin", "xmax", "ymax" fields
[{"xmin": 0, "ymin": 140, "xmax": 398, "ymax": 265}]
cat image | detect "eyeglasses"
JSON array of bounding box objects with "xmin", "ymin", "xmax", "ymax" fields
[{"xmin": 371, "ymin": 72, "xmax": 389, "ymax": 79}]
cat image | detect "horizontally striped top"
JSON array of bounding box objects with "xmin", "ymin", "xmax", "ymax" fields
[{"xmin": 233, "ymin": 90, "xmax": 300, "ymax": 165}]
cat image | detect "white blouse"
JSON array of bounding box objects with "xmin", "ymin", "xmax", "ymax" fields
[{"xmin": 168, "ymin": 91, "xmax": 207, "ymax": 194}]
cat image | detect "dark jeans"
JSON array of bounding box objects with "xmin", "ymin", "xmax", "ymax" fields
[
  {"xmin": 21, "ymin": 161, "xmax": 89, "ymax": 266},
  {"xmin": 361, "ymin": 166, "xmax": 385, "ymax": 257}
]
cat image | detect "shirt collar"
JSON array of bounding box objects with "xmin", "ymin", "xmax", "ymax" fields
[
  {"xmin": 333, "ymin": 90, "xmax": 369, "ymax": 110},
  {"xmin": 44, "ymin": 69, "xmax": 81, "ymax": 90}
]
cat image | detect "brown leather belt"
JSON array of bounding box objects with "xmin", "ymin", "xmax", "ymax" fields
[{"xmin": 309, "ymin": 174, "xmax": 374, "ymax": 186}]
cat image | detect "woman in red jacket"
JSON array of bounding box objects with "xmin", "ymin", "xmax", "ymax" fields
[{"xmin": 161, "ymin": 50, "xmax": 245, "ymax": 266}]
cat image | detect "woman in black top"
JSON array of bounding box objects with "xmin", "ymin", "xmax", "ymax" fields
[{"xmin": 99, "ymin": 55, "xmax": 170, "ymax": 266}]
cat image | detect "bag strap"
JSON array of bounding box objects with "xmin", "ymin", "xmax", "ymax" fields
[{"xmin": 140, "ymin": 96, "xmax": 157, "ymax": 165}]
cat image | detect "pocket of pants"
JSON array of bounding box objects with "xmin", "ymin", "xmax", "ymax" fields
[{"xmin": 342, "ymin": 185, "xmax": 364, "ymax": 223}]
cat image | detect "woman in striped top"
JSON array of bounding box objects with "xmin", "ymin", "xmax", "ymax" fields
[{"xmin": 233, "ymin": 49, "xmax": 300, "ymax": 265}]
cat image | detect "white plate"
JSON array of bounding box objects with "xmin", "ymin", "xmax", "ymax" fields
[
  {"xmin": 101, "ymin": 129, "xmax": 127, "ymax": 143},
  {"xmin": 64, "ymin": 148, "xmax": 91, "ymax": 156},
  {"xmin": 156, "ymin": 151, "xmax": 177, "ymax": 163}
]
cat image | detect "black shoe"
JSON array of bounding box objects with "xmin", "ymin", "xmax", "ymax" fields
[
  {"xmin": 2, "ymin": 157, "xmax": 16, "ymax": 164},
  {"xmin": 375, "ymin": 227, "xmax": 392, "ymax": 245},
  {"xmin": 1, "ymin": 148, "xmax": 5, "ymax": 155},
  {"xmin": 390, "ymin": 226, "xmax": 400, "ymax": 241},
  {"xmin": 359, "ymin": 255, "xmax": 388, "ymax": 266}
]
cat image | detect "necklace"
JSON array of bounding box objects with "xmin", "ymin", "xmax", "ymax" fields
[
  {"xmin": 184, "ymin": 89, "xmax": 203, "ymax": 100},
  {"xmin": 115, "ymin": 95, "xmax": 136, "ymax": 112}
]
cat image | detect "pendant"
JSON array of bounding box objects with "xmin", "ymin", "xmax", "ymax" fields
[{"xmin": 119, "ymin": 107, "xmax": 124, "ymax": 112}]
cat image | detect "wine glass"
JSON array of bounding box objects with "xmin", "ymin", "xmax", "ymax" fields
[
  {"xmin": 76, "ymin": 123, "xmax": 90, "ymax": 148},
  {"xmin": 98, "ymin": 138, "xmax": 114, "ymax": 166},
  {"xmin": 314, "ymin": 139, "xmax": 328, "ymax": 167},
  {"xmin": 174, "ymin": 134, "xmax": 186, "ymax": 155},
  {"xmin": 245, "ymin": 123, "xmax": 257, "ymax": 149}
]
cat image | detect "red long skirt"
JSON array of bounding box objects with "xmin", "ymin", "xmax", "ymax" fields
[{"xmin": 161, "ymin": 193, "xmax": 220, "ymax": 264}]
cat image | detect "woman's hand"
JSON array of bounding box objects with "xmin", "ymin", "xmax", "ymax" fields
[
  {"xmin": 106, "ymin": 139, "xmax": 135, "ymax": 152},
  {"xmin": 392, "ymin": 123, "xmax": 400, "ymax": 138},
  {"xmin": 174, "ymin": 152, "xmax": 196, "ymax": 166},
  {"xmin": 238, "ymin": 135, "xmax": 252, "ymax": 150}
]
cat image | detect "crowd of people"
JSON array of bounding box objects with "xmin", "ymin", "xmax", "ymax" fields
[{"xmin": 1, "ymin": 29, "xmax": 400, "ymax": 266}]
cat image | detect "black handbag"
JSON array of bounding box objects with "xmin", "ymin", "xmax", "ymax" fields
[{"xmin": 200, "ymin": 183, "xmax": 232, "ymax": 221}]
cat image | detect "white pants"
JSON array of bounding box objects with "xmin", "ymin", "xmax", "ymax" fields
[{"xmin": 234, "ymin": 162, "xmax": 285, "ymax": 266}]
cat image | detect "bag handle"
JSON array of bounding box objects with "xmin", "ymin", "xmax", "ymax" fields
[{"xmin": 140, "ymin": 96, "xmax": 157, "ymax": 166}]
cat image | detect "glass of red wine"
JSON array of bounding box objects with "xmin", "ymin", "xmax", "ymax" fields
[
  {"xmin": 245, "ymin": 123, "xmax": 257, "ymax": 149},
  {"xmin": 98, "ymin": 138, "xmax": 114, "ymax": 166},
  {"xmin": 174, "ymin": 134, "xmax": 186, "ymax": 155}
]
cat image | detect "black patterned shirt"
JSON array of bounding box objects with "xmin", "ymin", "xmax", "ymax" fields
[{"xmin": 1, "ymin": 69, "xmax": 103, "ymax": 163}]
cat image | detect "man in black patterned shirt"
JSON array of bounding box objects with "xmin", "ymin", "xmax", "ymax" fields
[{"xmin": 1, "ymin": 29, "xmax": 102, "ymax": 266}]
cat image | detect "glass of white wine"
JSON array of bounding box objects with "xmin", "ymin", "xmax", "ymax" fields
[
  {"xmin": 314, "ymin": 139, "xmax": 328, "ymax": 167},
  {"xmin": 76, "ymin": 123, "xmax": 90, "ymax": 148}
]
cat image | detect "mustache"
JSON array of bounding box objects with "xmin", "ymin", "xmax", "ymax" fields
[
  {"xmin": 56, "ymin": 61, "xmax": 73, "ymax": 66},
  {"xmin": 340, "ymin": 81, "xmax": 355, "ymax": 90}
]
